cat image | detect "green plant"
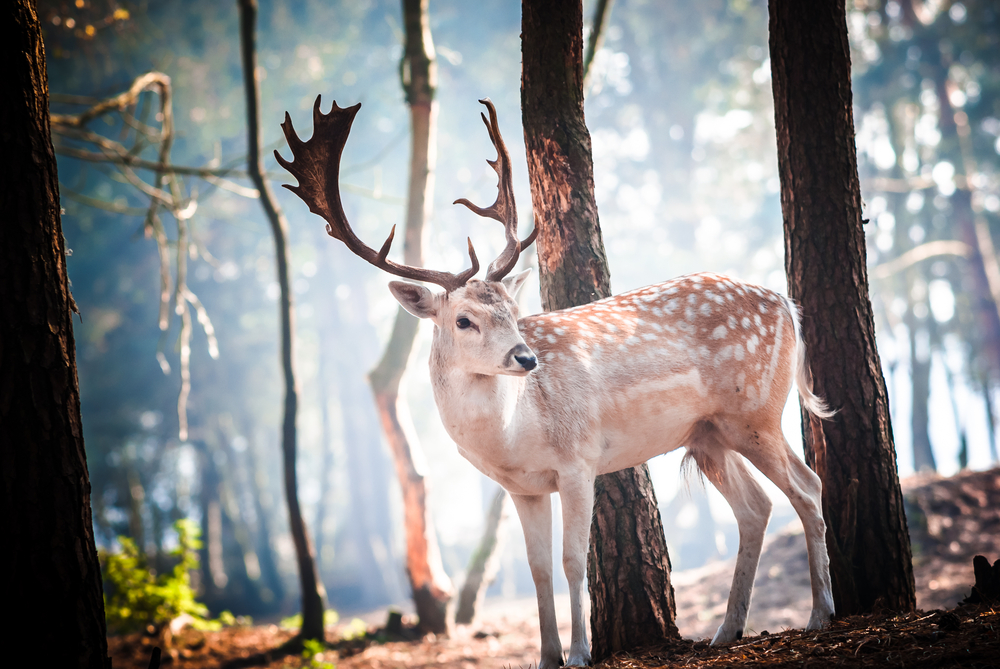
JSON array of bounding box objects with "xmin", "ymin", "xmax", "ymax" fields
[
  {"xmin": 102, "ymin": 519, "xmax": 230, "ymax": 634},
  {"xmin": 300, "ymin": 638, "xmax": 335, "ymax": 668},
  {"xmin": 280, "ymin": 609, "xmax": 340, "ymax": 630}
]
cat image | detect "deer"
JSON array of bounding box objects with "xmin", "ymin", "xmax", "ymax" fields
[{"xmin": 276, "ymin": 96, "xmax": 836, "ymax": 668}]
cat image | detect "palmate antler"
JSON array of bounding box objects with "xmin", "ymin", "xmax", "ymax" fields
[
  {"xmin": 275, "ymin": 96, "xmax": 534, "ymax": 290},
  {"xmin": 275, "ymin": 97, "xmax": 478, "ymax": 291},
  {"xmin": 454, "ymin": 98, "xmax": 537, "ymax": 281}
]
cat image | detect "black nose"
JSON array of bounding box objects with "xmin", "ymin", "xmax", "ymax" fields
[{"xmin": 512, "ymin": 344, "xmax": 537, "ymax": 371}]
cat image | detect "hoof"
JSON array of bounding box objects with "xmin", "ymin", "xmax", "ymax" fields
[
  {"xmin": 566, "ymin": 650, "xmax": 592, "ymax": 667},
  {"xmin": 806, "ymin": 607, "xmax": 834, "ymax": 631},
  {"xmin": 538, "ymin": 654, "xmax": 565, "ymax": 669},
  {"xmin": 711, "ymin": 624, "xmax": 744, "ymax": 645}
]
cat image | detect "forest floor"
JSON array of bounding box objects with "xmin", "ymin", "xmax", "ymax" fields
[{"xmin": 108, "ymin": 467, "xmax": 1000, "ymax": 669}]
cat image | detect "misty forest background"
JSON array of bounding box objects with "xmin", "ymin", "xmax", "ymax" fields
[{"xmin": 43, "ymin": 0, "xmax": 1000, "ymax": 622}]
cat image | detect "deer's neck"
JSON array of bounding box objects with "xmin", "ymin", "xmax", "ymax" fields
[{"xmin": 428, "ymin": 342, "xmax": 526, "ymax": 454}]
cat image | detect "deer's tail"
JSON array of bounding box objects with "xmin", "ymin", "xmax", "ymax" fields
[{"xmin": 783, "ymin": 295, "xmax": 836, "ymax": 420}]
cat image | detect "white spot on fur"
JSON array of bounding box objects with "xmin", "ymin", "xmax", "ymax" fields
[
  {"xmin": 742, "ymin": 316, "xmax": 751, "ymax": 328},
  {"xmin": 712, "ymin": 325, "xmax": 728, "ymax": 339},
  {"xmin": 734, "ymin": 344, "xmax": 745, "ymax": 361},
  {"xmin": 700, "ymin": 303, "xmax": 712, "ymax": 316}
]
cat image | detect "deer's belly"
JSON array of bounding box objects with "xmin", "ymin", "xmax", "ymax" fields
[{"xmin": 595, "ymin": 378, "xmax": 709, "ymax": 473}]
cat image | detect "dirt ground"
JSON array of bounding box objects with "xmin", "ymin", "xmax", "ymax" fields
[{"xmin": 108, "ymin": 467, "xmax": 1000, "ymax": 669}]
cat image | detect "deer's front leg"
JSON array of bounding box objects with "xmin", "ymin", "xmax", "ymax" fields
[
  {"xmin": 510, "ymin": 492, "xmax": 562, "ymax": 669},
  {"xmin": 559, "ymin": 472, "xmax": 595, "ymax": 667}
]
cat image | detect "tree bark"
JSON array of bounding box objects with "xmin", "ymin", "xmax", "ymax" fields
[
  {"xmin": 238, "ymin": 0, "xmax": 325, "ymax": 640},
  {"xmin": 367, "ymin": 0, "xmax": 453, "ymax": 634},
  {"xmin": 0, "ymin": 2, "xmax": 110, "ymax": 666},
  {"xmin": 455, "ymin": 486, "xmax": 508, "ymax": 625},
  {"xmin": 768, "ymin": 0, "xmax": 916, "ymax": 615},
  {"xmin": 521, "ymin": 0, "xmax": 678, "ymax": 660}
]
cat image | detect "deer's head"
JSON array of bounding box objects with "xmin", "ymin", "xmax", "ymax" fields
[
  {"xmin": 390, "ymin": 272, "xmax": 536, "ymax": 376},
  {"xmin": 276, "ymin": 97, "xmax": 538, "ymax": 377}
]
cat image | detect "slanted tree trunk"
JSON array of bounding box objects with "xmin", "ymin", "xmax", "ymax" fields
[
  {"xmin": 768, "ymin": 0, "xmax": 916, "ymax": 615},
  {"xmin": 238, "ymin": 0, "xmax": 326, "ymax": 640},
  {"xmin": 903, "ymin": 0, "xmax": 1000, "ymax": 385},
  {"xmin": 521, "ymin": 0, "xmax": 678, "ymax": 660},
  {"xmin": 0, "ymin": 2, "xmax": 110, "ymax": 666},
  {"xmin": 368, "ymin": 0, "xmax": 453, "ymax": 633},
  {"xmin": 455, "ymin": 486, "xmax": 508, "ymax": 624}
]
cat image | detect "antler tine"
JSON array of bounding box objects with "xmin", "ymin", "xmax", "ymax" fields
[
  {"xmin": 276, "ymin": 95, "xmax": 479, "ymax": 292},
  {"xmin": 453, "ymin": 98, "xmax": 536, "ymax": 282}
]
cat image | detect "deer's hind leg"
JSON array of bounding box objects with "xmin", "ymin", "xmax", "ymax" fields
[
  {"xmin": 728, "ymin": 426, "xmax": 835, "ymax": 631},
  {"xmin": 687, "ymin": 439, "xmax": 772, "ymax": 645}
]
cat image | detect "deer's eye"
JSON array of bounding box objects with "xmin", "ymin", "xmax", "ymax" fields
[{"xmin": 456, "ymin": 317, "xmax": 472, "ymax": 330}]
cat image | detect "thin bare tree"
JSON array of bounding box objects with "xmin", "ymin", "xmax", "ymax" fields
[{"xmin": 238, "ymin": 0, "xmax": 326, "ymax": 641}]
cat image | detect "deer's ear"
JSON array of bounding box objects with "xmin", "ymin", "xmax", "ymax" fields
[
  {"xmin": 389, "ymin": 281, "xmax": 438, "ymax": 319},
  {"xmin": 502, "ymin": 268, "xmax": 532, "ymax": 299}
]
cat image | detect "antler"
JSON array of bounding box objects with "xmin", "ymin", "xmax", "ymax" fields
[
  {"xmin": 275, "ymin": 96, "xmax": 479, "ymax": 292},
  {"xmin": 454, "ymin": 98, "xmax": 537, "ymax": 282}
]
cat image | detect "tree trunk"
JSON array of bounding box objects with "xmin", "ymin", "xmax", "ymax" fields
[
  {"xmin": 768, "ymin": 0, "xmax": 916, "ymax": 615},
  {"xmin": 238, "ymin": 0, "xmax": 325, "ymax": 640},
  {"xmin": 982, "ymin": 378, "xmax": 1000, "ymax": 465},
  {"xmin": 367, "ymin": 0, "xmax": 453, "ymax": 634},
  {"xmin": 907, "ymin": 322, "xmax": 936, "ymax": 472},
  {"xmin": 313, "ymin": 338, "xmax": 337, "ymax": 570},
  {"xmin": 455, "ymin": 486, "xmax": 508, "ymax": 625},
  {"xmin": 0, "ymin": 2, "xmax": 110, "ymax": 666},
  {"xmin": 333, "ymin": 261, "xmax": 402, "ymax": 608},
  {"xmin": 244, "ymin": 423, "xmax": 286, "ymax": 607},
  {"xmin": 521, "ymin": 0, "xmax": 678, "ymax": 660}
]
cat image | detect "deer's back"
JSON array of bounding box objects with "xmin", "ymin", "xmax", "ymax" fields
[{"xmin": 519, "ymin": 274, "xmax": 796, "ymax": 472}]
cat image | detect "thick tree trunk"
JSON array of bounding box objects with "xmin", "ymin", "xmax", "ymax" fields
[
  {"xmin": 768, "ymin": 0, "xmax": 916, "ymax": 615},
  {"xmin": 367, "ymin": 0, "xmax": 453, "ymax": 633},
  {"xmin": 238, "ymin": 0, "xmax": 326, "ymax": 640},
  {"xmin": 0, "ymin": 2, "xmax": 110, "ymax": 666},
  {"xmin": 521, "ymin": 0, "xmax": 678, "ymax": 660},
  {"xmin": 455, "ymin": 486, "xmax": 508, "ymax": 624}
]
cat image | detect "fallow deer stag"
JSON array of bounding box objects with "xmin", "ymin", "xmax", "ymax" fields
[{"xmin": 277, "ymin": 97, "xmax": 835, "ymax": 668}]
